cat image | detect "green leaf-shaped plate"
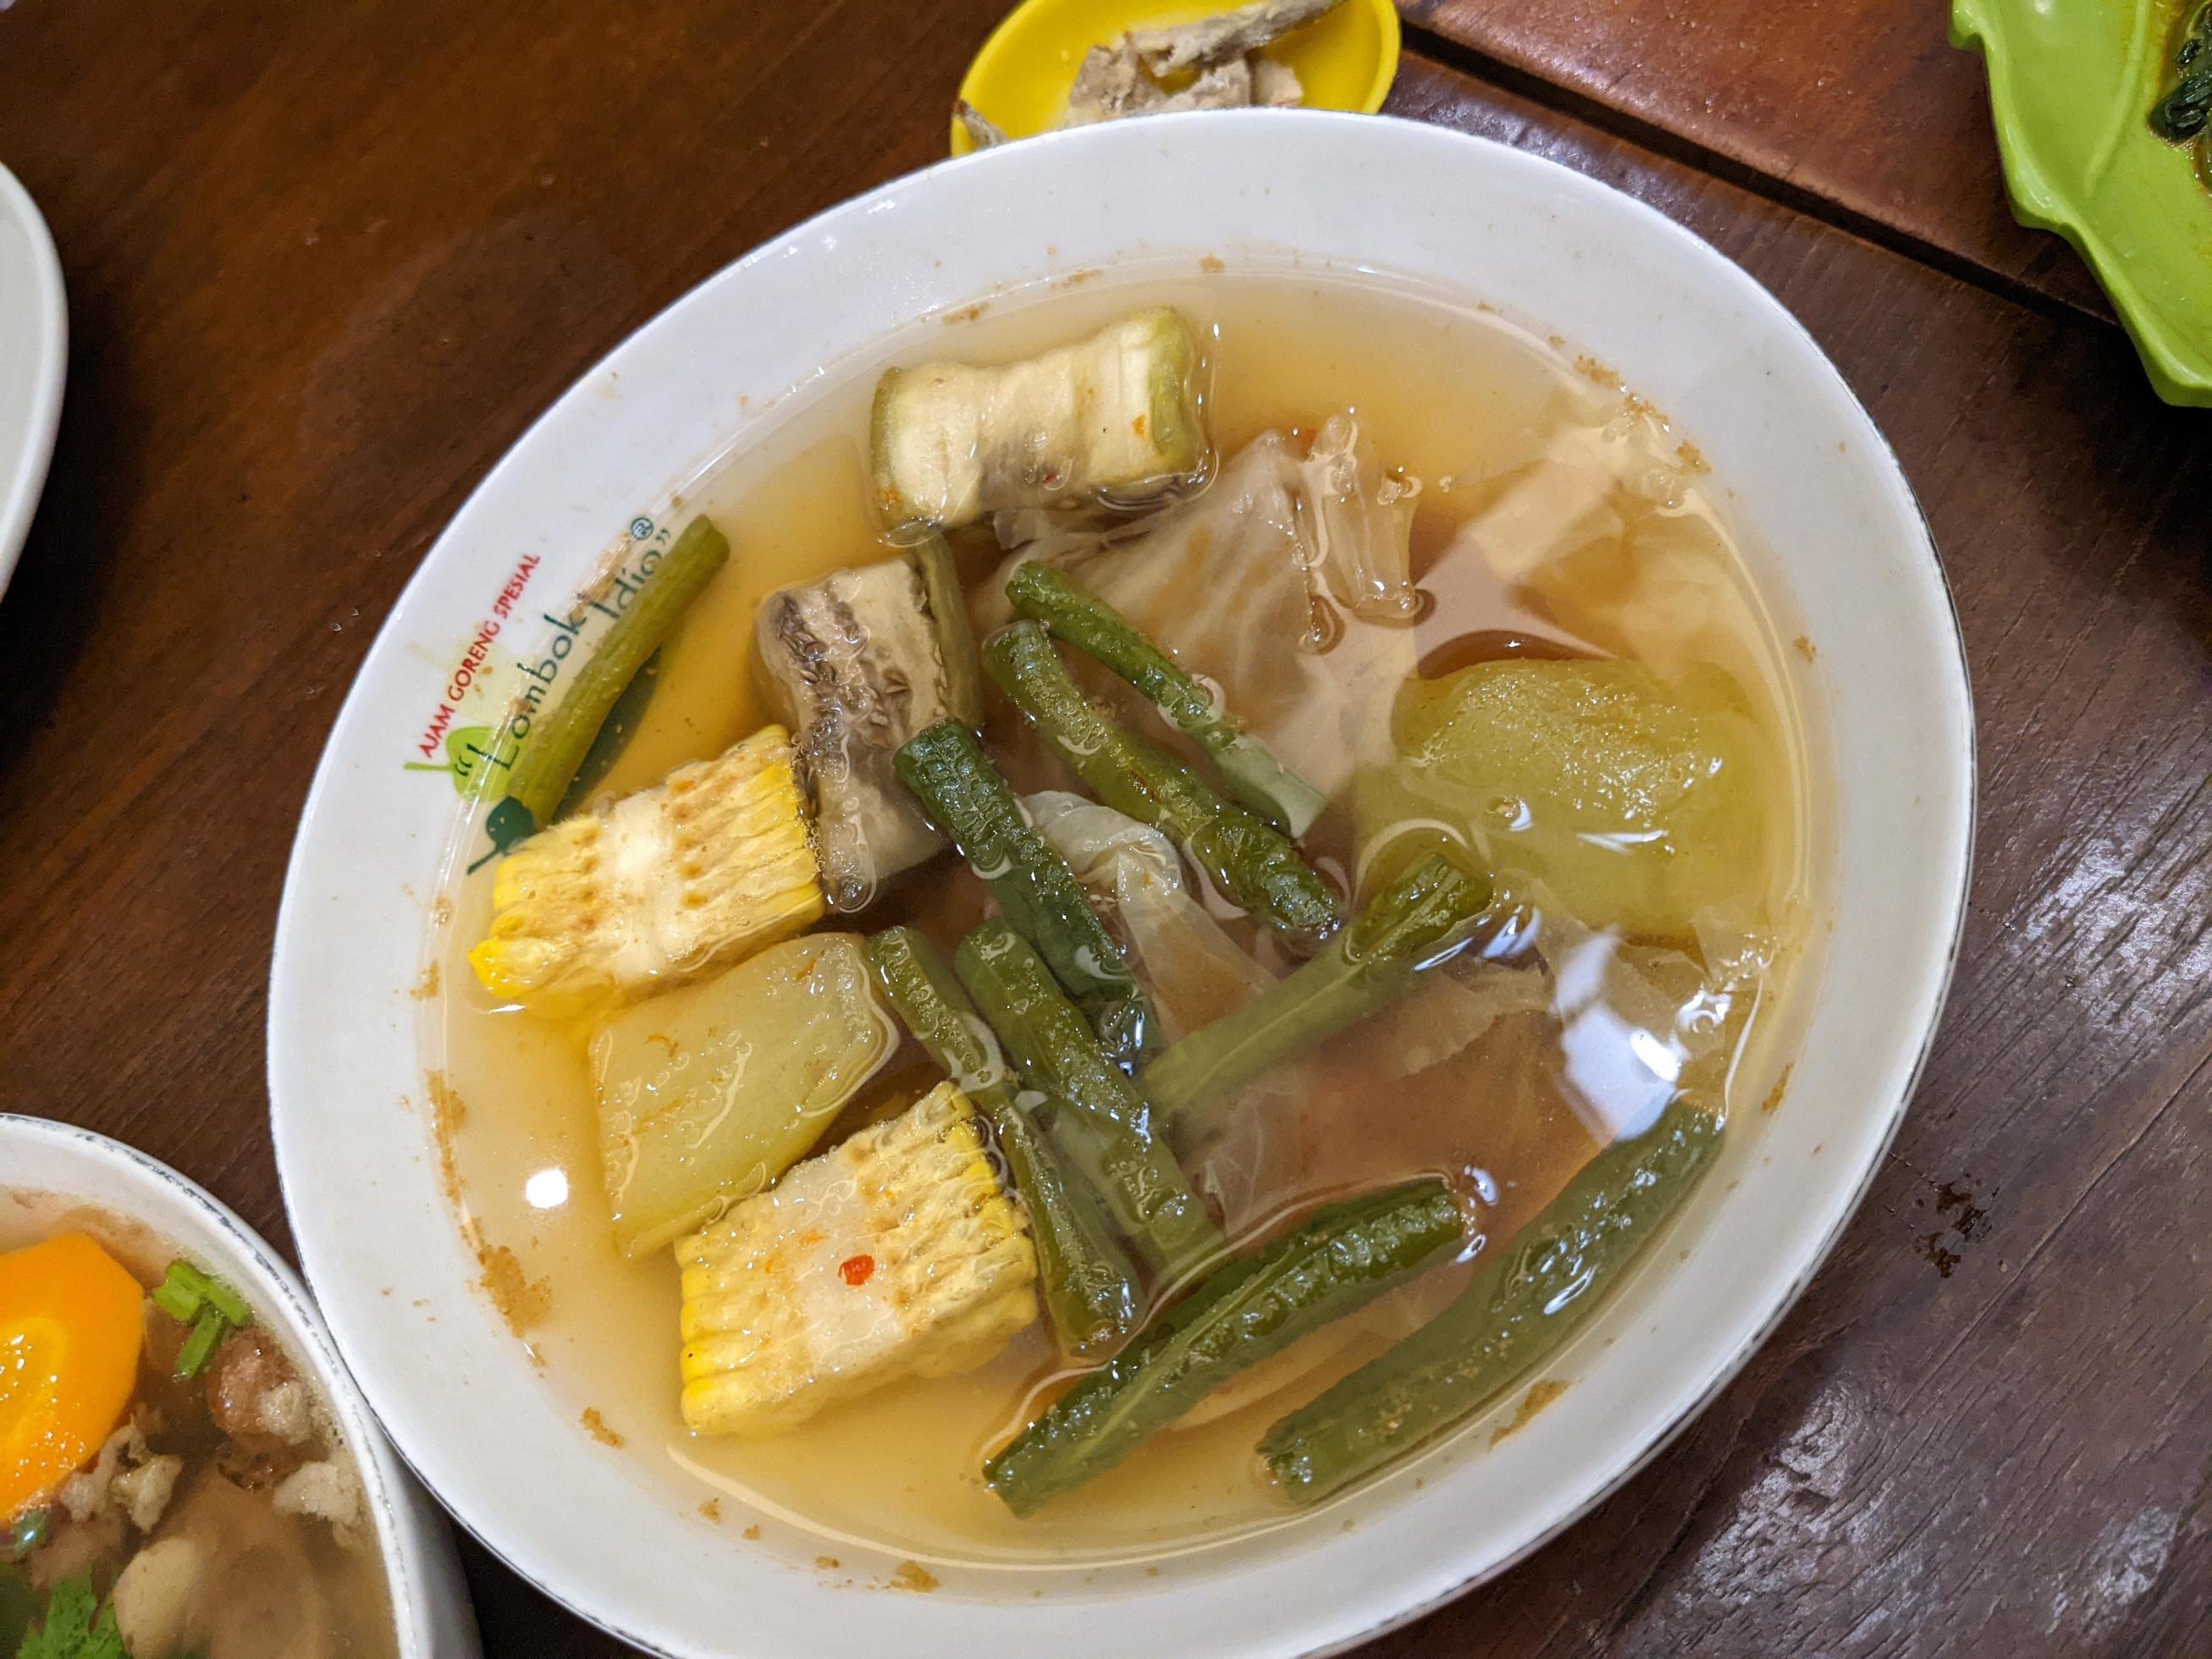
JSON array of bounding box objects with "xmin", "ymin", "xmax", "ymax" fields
[{"xmin": 1952, "ymin": 0, "xmax": 2212, "ymax": 406}]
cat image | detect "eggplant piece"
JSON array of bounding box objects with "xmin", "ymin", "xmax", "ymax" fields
[
  {"xmin": 869, "ymin": 307, "xmax": 1209, "ymax": 535},
  {"xmin": 754, "ymin": 550, "xmax": 974, "ymax": 910}
]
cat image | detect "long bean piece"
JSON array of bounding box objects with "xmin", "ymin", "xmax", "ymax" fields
[
  {"xmin": 1259, "ymin": 1101, "xmax": 1720, "ymax": 1505},
  {"xmin": 954, "ymin": 922, "xmax": 1222, "ymax": 1283},
  {"xmin": 985, "ymin": 1178, "xmax": 1465, "ymax": 1515},
  {"xmin": 1144, "ymin": 852, "xmax": 1491, "ymax": 1128},
  {"xmin": 499, "ymin": 515, "xmax": 730, "ymax": 832},
  {"xmin": 866, "ymin": 928, "xmax": 1139, "ymax": 1357},
  {"xmin": 895, "ymin": 719, "xmax": 1153, "ymax": 1061},
  {"xmin": 983, "ymin": 620, "xmax": 1343, "ymax": 941},
  {"xmin": 1005, "ymin": 561, "xmax": 1327, "ymax": 835}
]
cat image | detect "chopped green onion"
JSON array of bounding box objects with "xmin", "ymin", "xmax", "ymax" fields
[
  {"xmin": 198, "ymin": 1275, "xmax": 251, "ymax": 1328},
  {"xmin": 174, "ymin": 1308, "xmax": 227, "ymax": 1379},
  {"xmin": 165, "ymin": 1259, "xmax": 212, "ymax": 1295},
  {"xmin": 153, "ymin": 1258, "xmax": 251, "ymax": 1334},
  {"xmin": 151, "ymin": 1271, "xmax": 201, "ymax": 1325}
]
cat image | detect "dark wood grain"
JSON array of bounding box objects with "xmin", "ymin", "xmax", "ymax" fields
[
  {"xmin": 1404, "ymin": 0, "xmax": 2116, "ymax": 320},
  {"xmin": 0, "ymin": 3, "xmax": 2205, "ymax": 1656}
]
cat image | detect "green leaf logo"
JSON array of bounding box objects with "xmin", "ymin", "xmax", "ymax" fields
[{"xmin": 403, "ymin": 725, "xmax": 521, "ymax": 798}]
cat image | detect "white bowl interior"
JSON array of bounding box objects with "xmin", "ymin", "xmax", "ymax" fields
[
  {"xmin": 269, "ymin": 111, "xmax": 1971, "ymax": 1657},
  {"xmin": 0, "ymin": 1115, "xmax": 476, "ymax": 1658}
]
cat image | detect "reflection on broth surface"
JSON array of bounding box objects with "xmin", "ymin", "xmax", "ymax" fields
[{"xmin": 429, "ymin": 269, "xmax": 1818, "ymax": 1565}]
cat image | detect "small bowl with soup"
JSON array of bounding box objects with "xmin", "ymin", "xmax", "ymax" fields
[
  {"xmin": 271, "ymin": 111, "xmax": 1972, "ymax": 1656},
  {"xmin": 0, "ymin": 1116, "xmax": 476, "ymax": 1658}
]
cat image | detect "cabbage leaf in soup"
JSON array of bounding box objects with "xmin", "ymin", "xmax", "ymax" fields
[
  {"xmin": 1021, "ymin": 789, "xmax": 1273, "ymax": 1044},
  {"xmin": 985, "ymin": 425, "xmax": 1422, "ymax": 802}
]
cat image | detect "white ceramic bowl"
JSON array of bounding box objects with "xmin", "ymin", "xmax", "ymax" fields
[
  {"xmin": 270, "ymin": 111, "xmax": 1972, "ymax": 1656},
  {"xmin": 0, "ymin": 162, "xmax": 65, "ymax": 601},
  {"xmin": 0, "ymin": 1115, "xmax": 478, "ymax": 1657}
]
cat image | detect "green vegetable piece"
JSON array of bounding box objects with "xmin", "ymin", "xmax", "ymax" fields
[
  {"xmin": 14, "ymin": 1575, "xmax": 126, "ymax": 1659},
  {"xmin": 910, "ymin": 535, "xmax": 985, "ymax": 727},
  {"xmin": 2150, "ymin": 5, "xmax": 2212, "ymax": 141},
  {"xmin": 554, "ymin": 647, "xmax": 663, "ymax": 817},
  {"xmin": 954, "ymin": 922, "xmax": 1222, "ymax": 1283},
  {"xmin": 894, "ymin": 719, "xmax": 1153, "ymax": 1061},
  {"xmin": 174, "ymin": 1307, "xmax": 227, "ymax": 1380},
  {"xmin": 985, "ymin": 1178, "xmax": 1465, "ymax": 1515},
  {"xmin": 983, "ymin": 620, "xmax": 1343, "ymax": 941},
  {"xmin": 1260, "ymin": 1101, "xmax": 1721, "ymax": 1505},
  {"xmin": 1143, "ymin": 852, "xmax": 1492, "ymax": 1128},
  {"xmin": 197, "ymin": 1274, "xmax": 251, "ymax": 1329},
  {"xmin": 1387, "ymin": 659, "xmax": 1768, "ymax": 941},
  {"xmin": 155, "ymin": 1259, "xmax": 251, "ymax": 1334},
  {"xmin": 1005, "ymin": 561, "xmax": 1327, "ymax": 836},
  {"xmin": 1950, "ymin": 0, "xmax": 2212, "ymax": 405},
  {"xmin": 867, "ymin": 928, "xmax": 1139, "ymax": 1357},
  {"xmin": 591, "ymin": 933, "xmax": 894, "ymax": 1258},
  {"xmin": 498, "ymin": 515, "xmax": 730, "ymax": 832},
  {"xmin": 164, "ymin": 1259, "xmax": 212, "ymax": 1295},
  {"xmin": 871, "ymin": 306, "xmax": 1208, "ymax": 533},
  {"xmin": 2150, "ymin": 71, "xmax": 2212, "ymax": 141},
  {"xmin": 151, "ymin": 1264, "xmax": 201, "ymax": 1325}
]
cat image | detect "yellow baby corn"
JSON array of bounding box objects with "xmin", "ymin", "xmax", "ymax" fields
[
  {"xmin": 467, "ymin": 725, "xmax": 823, "ymax": 1018},
  {"xmin": 676, "ymin": 1083, "xmax": 1039, "ymax": 1438}
]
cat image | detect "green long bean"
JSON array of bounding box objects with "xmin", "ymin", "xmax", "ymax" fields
[
  {"xmin": 895, "ymin": 719, "xmax": 1154, "ymax": 1061},
  {"xmin": 500, "ymin": 515, "xmax": 729, "ymax": 831},
  {"xmin": 986, "ymin": 1178, "xmax": 1465, "ymax": 1515},
  {"xmin": 1260, "ymin": 1102, "xmax": 1720, "ymax": 1504},
  {"xmin": 954, "ymin": 922, "xmax": 1221, "ymax": 1282},
  {"xmin": 1144, "ymin": 852, "xmax": 1491, "ymax": 1127},
  {"xmin": 1005, "ymin": 562, "xmax": 1326, "ymax": 835},
  {"xmin": 866, "ymin": 927, "xmax": 1139, "ymax": 1357},
  {"xmin": 984, "ymin": 620, "xmax": 1342, "ymax": 941}
]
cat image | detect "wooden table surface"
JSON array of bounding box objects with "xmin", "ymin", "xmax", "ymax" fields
[{"xmin": 2, "ymin": 3, "xmax": 2205, "ymax": 1654}]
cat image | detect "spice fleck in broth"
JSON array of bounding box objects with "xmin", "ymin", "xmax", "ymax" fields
[{"xmin": 427, "ymin": 269, "xmax": 1819, "ymax": 1564}]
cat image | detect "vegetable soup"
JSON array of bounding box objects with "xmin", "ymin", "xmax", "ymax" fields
[
  {"xmin": 426, "ymin": 269, "xmax": 1820, "ymax": 1566},
  {"xmin": 0, "ymin": 1195, "xmax": 398, "ymax": 1657}
]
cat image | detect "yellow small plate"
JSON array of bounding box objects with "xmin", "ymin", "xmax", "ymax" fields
[{"xmin": 952, "ymin": 0, "xmax": 1401, "ymax": 155}]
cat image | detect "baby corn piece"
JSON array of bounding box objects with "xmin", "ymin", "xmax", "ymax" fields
[
  {"xmin": 676, "ymin": 1083, "xmax": 1039, "ymax": 1438},
  {"xmin": 468, "ymin": 725, "xmax": 824, "ymax": 1018}
]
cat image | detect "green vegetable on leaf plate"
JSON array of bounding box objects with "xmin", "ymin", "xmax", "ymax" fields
[{"xmin": 1951, "ymin": 0, "xmax": 2212, "ymax": 405}]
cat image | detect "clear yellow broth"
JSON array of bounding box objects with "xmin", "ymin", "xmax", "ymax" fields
[{"xmin": 425, "ymin": 268, "xmax": 1821, "ymax": 1567}]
